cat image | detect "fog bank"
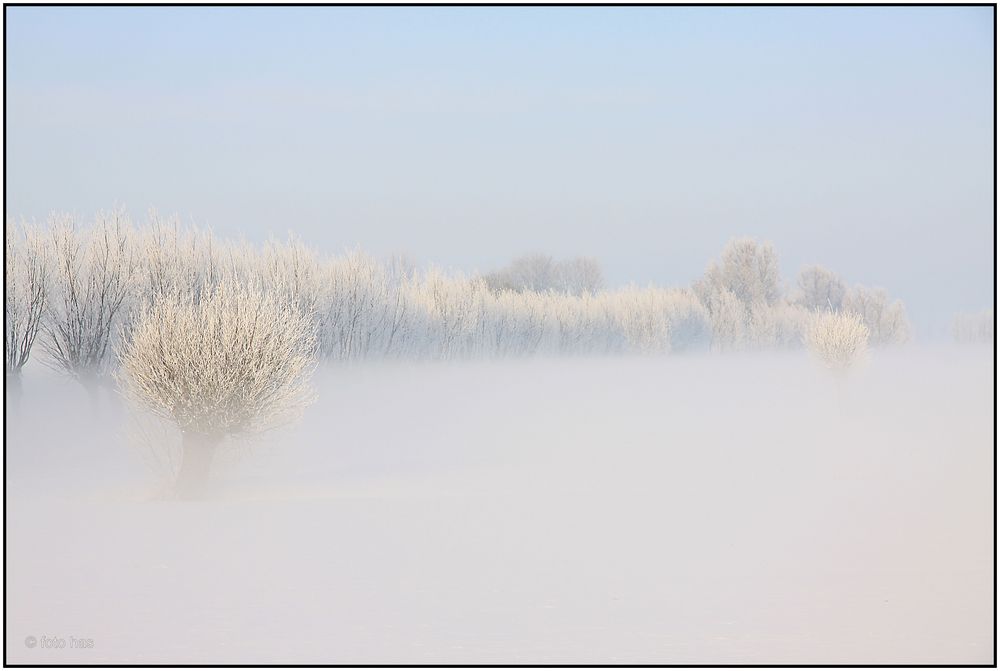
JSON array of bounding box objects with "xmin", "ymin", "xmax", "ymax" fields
[{"xmin": 5, "ymin": 346, "xmax": 994, "ymax": 664}]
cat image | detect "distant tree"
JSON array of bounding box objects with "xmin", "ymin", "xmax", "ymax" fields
[
  {"xmin": 702, "ymin": 287, "xmax": 747, "ymax": 352},
  {"xmin": 795, "ymin": 265, "xmax": 846, "ymax": 312},
  {"xmin": 841, "ymin": 285, "xmax": 909, "ymax": 346},
  {"xmin": 482, "ymin": 254, "xmax": 604, "ymax": 296},
  {"xmin": 118, "ymin": 281, "xmax": 317, "ymax": 496},
  {"xmin": 659, "ymin": 288, "xmax": 712, "ymax": 352},
  {"xmin": 505, "ymin": 253, "xmax": 557, "ymax": 292},
  {"xmin": 613, "ymin": 288, "xmax": 672, "ymax": 354},
  {"xmin": 692, "ymin": 238, "xmax": 784, "ymax": 351},
  {"xmin": 482, "ymin": 254, "xmax": 555, "ymax": 294},
  {"xmin": 5, "ymin": 218, "xmax": 49, "ymax": 403},
  {"xmin": 322, "ymin": 251, "xmax": 413, "ymax": 360},
  {"xmin": 952, "ymin": 309, "xmax": 994, "ymax": 345},
  {"xmin": 694, "ymin": 238, "xmax": 782, "ymax": 309},
  {"xmin": 554, "ymin": 257, "xmax": 604, "ymax": 295},
  {"xmin": 259, "ymin": 234, "xmax": 329, "ymax": 355},
  {"xmin": 746, "ymin": 301, "xmax": 811, "ymax": 350},
  {"xmin": 137, "ymin": 214, "xmax": 219, "ymax": 303}
]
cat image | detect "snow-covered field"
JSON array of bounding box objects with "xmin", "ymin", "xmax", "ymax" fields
[{"xmin": 5, "ymin": 346, "xmax": 994, "ymax": 664}]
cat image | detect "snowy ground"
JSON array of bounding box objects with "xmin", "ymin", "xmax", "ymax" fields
[{"xmin": 4, "ymin": 346, "xmax": 994, "ymax": 664}]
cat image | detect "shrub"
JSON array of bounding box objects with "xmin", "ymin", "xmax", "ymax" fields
[
  {"xmin": 805, "ymin": 311, "xmax": 870, "ymax": 371},
  {"xmin": 842, "ymin": 285, "xmax": 909, "ymax": 346}
]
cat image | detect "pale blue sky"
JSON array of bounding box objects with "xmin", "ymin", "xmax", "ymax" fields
[{"xmin": 5, "ymin": 6, "xmax": 994, "ymax": 336}]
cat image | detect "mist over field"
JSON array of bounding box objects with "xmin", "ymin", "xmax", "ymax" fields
[{"xmin": 5, "ymin": 345, "xmax": 995, "ymax": 664}]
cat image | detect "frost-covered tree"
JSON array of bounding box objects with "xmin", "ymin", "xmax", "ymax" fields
[
  {"xmin": 693, "ymin": 238, "xmax": 785, "ymax": 351},
  {"xmin": 118, "ymin": 281, "xmax": 317, "ymax": 496},
  {"xmin": 795, "ymin": 265, "xmax": 846, "ymax": 312},
  {"xmin": 702, "ymin": 287, "xmax": 747, "ymax": 352},
  {"xmin": 746, "ymin": 301, "xmax": 811, "ymax": 350},
  {"xmin": 482, "ymin": 254, "xmax": 605, "ymax": 296},
  {"xmin": 261, "ymin": 235, "xmax": 324, "ymax": 311},
  {"xmin": 554, "ymin": 257, "xmax": 604, "ymax": 295},
  {"xmin": 137, "ymin": 214, "xmax": 219, "ymax": 303},
  {"xmin": 482, "ymin": 254, "xmax": 556, "ymax": 294},
  {"xmin": 841, "ymin": 285, "xmax": 909, "ymax": 346},
  {"xmin": 41, "ymin": 210, "xmax": 137, "ymax": 391},
  {"xmin": 254, "ymin": 234, "xmax": 334, "ymax": 360},
  {"xmin": 694, "ymin": 238, "xmax": 782, "ymax": 308},
  {"xmin": 5, "ymin": 218, "xmax": 49, "ymax": 400},
  {"xmin": 542, "ymin": 291, "xmax": 621, "ymax": 355},
  {"xmin": 952, "ymin": 309, "xmax": 994, "ymax": 344},
  {"xmin": 482, "ymin": 290, "xmax": 549, "ymax": 357},
  {"xmin": 409, "ymin": 268, "xmax": 493, "ymax": 358},
  {"xmin": 805, "ymin": 311, "xmax": 869, "ymax": 371},
  {"xmin": 601, "ymin": 287, "xmax": 711, "ymax": 355},
  {"xmin": 656, "ymin": 288, "xmax": 712, "ymax": 352},
  {"xmin": 612, "ymin": 288, "xmax": 672, "ymax": 354},
  {"xmin": 322, "ymin": 251, "xmax": 412, "ymax": 360}
]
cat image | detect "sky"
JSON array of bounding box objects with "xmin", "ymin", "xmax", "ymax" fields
[{"xmin": 4, "ymin": 6, "xmax": 994, "ymax": 337}]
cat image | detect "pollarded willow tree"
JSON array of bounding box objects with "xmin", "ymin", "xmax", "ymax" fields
[
  {"xmin": 42, "ymin": 210, "xmax": 137, "ymax": 391},
  {"xmin": 117, "ymin": 281, "xmax": 317, "ymax": 496},
  {"xmin": 5, "ymin": 218, "xmax": 50, "ymax": 401}
]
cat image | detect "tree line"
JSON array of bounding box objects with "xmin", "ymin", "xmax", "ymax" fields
[{"xmin": 5, "ymin": 209, "xmax": 916, "ymax": 393}]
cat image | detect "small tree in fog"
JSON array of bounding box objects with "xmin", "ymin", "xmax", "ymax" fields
[
  {"xmin": 841, "ymin": 285, "xmax": 909, "ymax": 346},
  {"xmin": 694, "ymin": 238, "xmax": 782, "ymax": 308},
  {"xmin": 42, "ymin": 210, "xmax": 136, "ymax": 392},
  {"xmin": 693, "ymin": 238, "xmax": 783, "ymax": 351},
  {"xmin": 118, "ymin": 282, "xmax": 317, "ymax": 496},
  {"xmin": 506, "ymin": 254, "xmax": 557, "ymax": 292},
  {"xmin": 795, "ymin": 265, "xmax": 846, "ymax": 312},
  {"xmin": 5, "ymin": 218, "xmax": 49, "ymax": 401},
  {"xmin": 746, "ymin": 300, "xmax": 811, "ymax": 350},
  {"xmin": 138, "ymin": 213, "xmax": 219, "ymax": 303},
  {"xmin": 805, "ymin": 311, "xmax": 869, "ymax": 372},
  {"xmin": 482, "ymin": 254, "xmax": 605, "ymax": 296},
  {"xmin": 701, "ymin": 287, "xmax": 746, "ymax": 351},
  {"xmin": 554, "ymin": 257, "xmax": 604, "ymax": 295},
  {"xmin": 952, "ymin": 309, "xmax": 994, "ymax": 344}
]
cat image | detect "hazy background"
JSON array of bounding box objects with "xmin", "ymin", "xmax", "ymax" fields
[{"xmin": 4, "ymin": 6, "xmax": 995, "ymax": 337}]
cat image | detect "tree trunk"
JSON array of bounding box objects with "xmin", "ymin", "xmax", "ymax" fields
[
  {"xmin": 5, "ymin": 373, "xmax": 23, "ymax": 414},
  {"xmin": 79, "ymin": 374, "xmax": 101, "ymax": 415},
  {"xmin": 175, "ymin": 431, "xmax": 219, "ymax": 499},
  {"xmin": 86, "ymin": 383, "xmax": 101, "ymax": 415}
]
